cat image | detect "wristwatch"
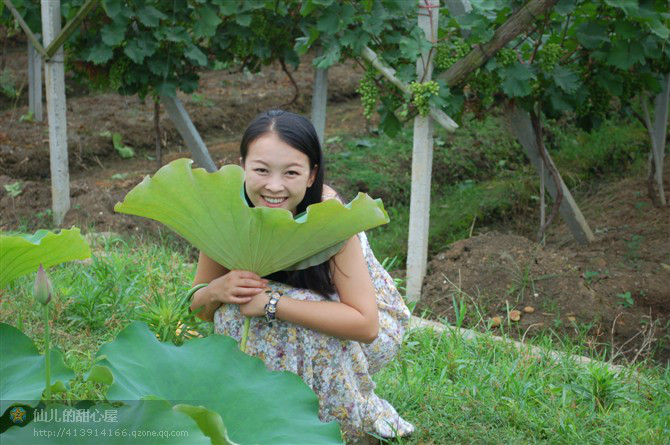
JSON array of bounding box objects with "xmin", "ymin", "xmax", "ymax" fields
[{"xmin": 264, "ymin": 290, "xmax": 283, "ymax": 326}]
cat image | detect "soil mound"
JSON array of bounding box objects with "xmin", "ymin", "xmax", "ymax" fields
[{"xmin": 418, "ymin": 230, "xmax": 670, "ymax": 363}]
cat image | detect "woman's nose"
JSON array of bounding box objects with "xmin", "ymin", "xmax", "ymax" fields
[{"xmin": 264, "ymin": 176, "xmax": 285, "ymax": 192}]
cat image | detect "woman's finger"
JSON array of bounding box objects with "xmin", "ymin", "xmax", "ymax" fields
[
  {"xmin": 233, "ymin": 286, "xmax": 264, "ymax": 296},
  {"xmin": 236, "ymin": 278, "xmax": 267, "ymax": 288},
  {"xmin": 228, "ymin": 296, "xmax": 253, "ymax": 304},
  {"xmin": 234, "ymin": 270, "xmax": 262, "ymax": 281}
]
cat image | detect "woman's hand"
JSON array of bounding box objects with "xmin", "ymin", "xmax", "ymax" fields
[
  {"xmin": 239, "ymin": 289, "xmax": 271, "ymax": 317},
  {"xmin": 207, "ymin": 270, "xmax": 268, "ymax": 305}
]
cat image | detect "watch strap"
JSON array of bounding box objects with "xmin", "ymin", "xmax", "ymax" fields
[{"xmin": 264, "ymin": 290, "xmax": 282, "ymax": 326}]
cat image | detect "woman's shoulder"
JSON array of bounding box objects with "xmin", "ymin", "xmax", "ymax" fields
[{"xmin": 322, "ymin": 184, "xmax": 343, "ymax": 202}]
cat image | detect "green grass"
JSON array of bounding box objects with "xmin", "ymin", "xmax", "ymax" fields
[
  {"xmin": 2, "ymin": 236, "xmax": 668, "ymax": 444},
  {"xmin": 0, "ymin": 232, "xmax": 209, "ymax": 402},
  {"xmin": 374, "ymin": 327, "xmax": 670, "ymax": 445}
]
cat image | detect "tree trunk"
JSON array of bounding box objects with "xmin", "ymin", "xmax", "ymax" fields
[{"xmin": 506, "ymin": 103, "xmax": 594, "ymax": 244}]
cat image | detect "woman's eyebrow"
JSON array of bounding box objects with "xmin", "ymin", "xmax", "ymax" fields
[{"xmin": 250, "ymin": 159, "xmax": 306, "ymax": 169}]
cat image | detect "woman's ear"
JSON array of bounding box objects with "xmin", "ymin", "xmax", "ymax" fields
[
  {"xmin": 308, "ymin": 164, "xmax": 318, "ymax": 188},
  {"xmin": 239, "ymin": 156, "xmax": 244, "ymax": 167}
]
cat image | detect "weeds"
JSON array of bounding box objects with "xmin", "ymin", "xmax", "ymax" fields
[{"xmin": 374, "ymin": 327, "xmax": 670, "ymax": 445}]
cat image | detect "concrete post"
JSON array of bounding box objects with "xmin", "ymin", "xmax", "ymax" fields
[
  {"xmin": 406, "ymin": 0, "xmax": 439, "ymax": 302},
  {"xmin": 161, "ymin": 94, "xmax": 217, "ymax": 173},
  {"xmin": 28, "ymin": 34, "xmax": 43, "ymax": 121},
  {"xmin": 41, "ymin": 0, "xmax": 70, "ymax": 225}
]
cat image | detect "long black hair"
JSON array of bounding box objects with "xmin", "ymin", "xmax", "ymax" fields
[{"xmin": 240, "ymin": 109, "xmax": 336, "ymax": 297}]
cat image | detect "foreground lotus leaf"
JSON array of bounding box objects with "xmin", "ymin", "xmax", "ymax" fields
[
  {"xmin": 0, "ymin": 228, "xmax": 91, "ymax": 288},
  {"xmin": 1, "ymin": 401, "xmax": 212, "ymax": 444},
  {"xmin": 114, "ymin": 159, "xmax": 389, "ymax": 277},
  {"xmin": 0, "ymin": 324, "xmax": 75, "ymax": 415},
  {"xmin": 87, "ymin": 322, "xmax": 343, "ymax": 444}
]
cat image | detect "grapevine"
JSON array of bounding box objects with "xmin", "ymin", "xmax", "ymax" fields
[
  {"xmin": 357, "ymin": 66, "xmax": 379, "ymax": 120},
  {"xmin": 434, "ymin": 39, "xmax": 470, "ymax": 71},
  {"xmin": 496, "ymin": 48, "xmax": 517, "ymax": 67},
  {"xmin": 109, "ymin": 58, "xmax": 130, "ymax": 92},
  {"xmin": 536, "ymin": 43, "xmax": 562, "ymax": 73},
  {"xmin": 620, "ymin": 70, "xmax": 644, "ymax": 103},
  {"xmin": 576, "ymin": 66, "xmax": 610, "ymax": 121},
  {"xmin": 468, "ymin": 70, "xmax": 499, "ymax": 108},
  {"xmin": 409, "ymin": 80, "xmax": 440, "ymax": 117}
]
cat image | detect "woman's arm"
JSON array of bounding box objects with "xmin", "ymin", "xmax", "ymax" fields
[
  {"xmin": 240, "ymin": 235, "xmax": 379, "ymax": 343},
  {"xmin": 190, "ymin": 252, "xmax": 267, "ymax": 322},
  {"xmin": 190, "ymin": 252, "xmax": 228, "ymax": 322}
]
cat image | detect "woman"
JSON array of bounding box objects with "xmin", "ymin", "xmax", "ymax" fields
[{"xmin": 189, "ymin": 110, "xmax": 414, "ymax": 444}]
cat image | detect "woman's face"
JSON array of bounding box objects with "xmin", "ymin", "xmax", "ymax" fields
[{"xmin": 242, "ymin": 132, "xmax": 317, "ymax": 215}]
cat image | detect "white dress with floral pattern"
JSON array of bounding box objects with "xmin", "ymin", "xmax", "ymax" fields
[{"xmin": 214, "ymin": 231, "xmax": 415, "ymax": 443}]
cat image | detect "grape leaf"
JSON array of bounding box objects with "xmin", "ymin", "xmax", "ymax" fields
[
  {"xmin": 648, "ymin": 18, "xmax": 670, "ymax": 40},
  {"xmin": 313, "ymin": 41, "xmax": 341, "ymax": 69},
  {"xmin": 185, "ymin": 44, "xmax": 208, "ymax": 67},
  {"xmin": 596, "ymin": 71, "xmax": 623, "ymax": 96},
  {"xmin": 123, "ymin": 34, "xmax": 158, "ymax": 64},
  {"xmin": 85, "ymin": 44, "xmax": 113, "ymax": 65},
  {"xmin": 607, "ymin": 40, "xmax": 646, "ymax": 70},
  {"xmin": 605, "ymin": 0, "xmax": 639, "ymax": 16},
  {"xmin": 317, "ymin": 6, "xmax": 340, "ymax": 34},
  {"xmin": 193, "ymin": 5, "xmax": 222, "ymax": 38},
  {"xmin": 501, "ymin": 63, "xmax": 535, "ymax": 98},
  {"xmin": 576, "ymin": 23, "xmax": 609, "ymax": 49},
  {"xmin": 137, "ymin": 6, "xmax": 167, "ymax": 27},
  {"xmin": 550, "ymin": 66, "xmax": 580, "ymax": 93},
  {"xmin": 101, "ymin": 21, "xmax": 126, "ymax": 46}
]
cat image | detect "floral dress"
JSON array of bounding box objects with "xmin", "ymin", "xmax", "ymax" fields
[{"xmin": 213, "ymin": 231, "xmax": 415, "ymax": 443}]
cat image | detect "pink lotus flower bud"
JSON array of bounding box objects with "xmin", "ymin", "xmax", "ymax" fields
[{"xmin": 33, "ymin": 264, "xmax": 52, "ymax": 305}]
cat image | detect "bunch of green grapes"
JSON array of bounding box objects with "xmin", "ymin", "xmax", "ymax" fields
[
  {"xmin": 496, "ymin": 48, "xmax": 517, "ymax": 67},
  {"xmin": 537, "ymin": 43, "xmax": 562, "ymax": 73},
  {"xmin": 620, "ymin": 70, "xmax": 644, "ymax": 103},
  {"xmin": 434, "ymin": 39, "xmax": 470, "ymax": 71},
  {"xmin": 357, "ymin": 66, "xmax": 378, "ymax": 119},
  {"xmin": 380, "ymin": 80, "xmax": 405, "ymax": 112},
  {"xmin": 468, "ymin": 70, "xmax": 499, "ymax": 108},
  {"xmin": 230, "ymin": 39, "xmax": 248, "ymax": 59},
  {"xmin": 650, "ymin": 56, "xmax": 670, "ymax": 74},
  {"xmin": 409, "ymin": 80, "xmax": 440, "ymax": 116},
  {"xmin": 109, "ymin": 57, "xmax": 130, "ymax": 92},
  {"xmin": 576, "ymin": 68, "xmax": 610, "ymax": 120}
]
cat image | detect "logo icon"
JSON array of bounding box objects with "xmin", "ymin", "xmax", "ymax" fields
[{"xmin": 9, "ymin": 406, "xmax": 27, "ymax": 424}]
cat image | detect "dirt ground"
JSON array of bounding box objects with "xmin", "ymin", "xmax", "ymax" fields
[
  {"xmin": 1, "ymin": 37, "xmax": 669, "ymax": 364},
  {"xmin": 417, "ymin": 173, "xmax": 670, "ymax": 364}
]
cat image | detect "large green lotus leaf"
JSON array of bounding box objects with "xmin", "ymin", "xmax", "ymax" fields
[
  {"xmin": 0, "ymin": 324, "xmax": 75, "ymax": 415},
  {"xmin": 0, "ymin": 228, "xmax": 91, "ymax": 288},
  {"xmin": 114, "ymin": 159, "xmax": 389, "ymax": 276},
  {"xmin": 87, "ymin": 322, "xmax": 343, "ymax": 445},
  {"xmin": 1, "ymin": 401, "xmax": 212, "ymax": 444}
]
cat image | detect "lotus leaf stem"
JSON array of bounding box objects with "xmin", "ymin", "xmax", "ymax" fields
[
  {"xmin": 43, "ymin": 305, "xmax": 51, "ymax": 401},
  {"xmin": 240, "ymin": 317, "xmax": 251, "ymax": 352}
]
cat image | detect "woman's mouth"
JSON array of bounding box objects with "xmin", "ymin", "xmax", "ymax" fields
[{"xmin": 262, "ymin": 196, "xmax": 288, "ymax": 207}]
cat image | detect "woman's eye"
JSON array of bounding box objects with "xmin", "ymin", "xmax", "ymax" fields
[
  {"xmin": 286, "ymin": 171, "xmax": 299, "ymax": 176},
  {"xmin": 254, "ymin": 168, "xmax": 268, "ymax": 173}
]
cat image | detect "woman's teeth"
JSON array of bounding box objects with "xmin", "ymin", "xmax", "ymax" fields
[{"xmin": 264, "ymin": 196, "xmax": 287, "ymax": 204}]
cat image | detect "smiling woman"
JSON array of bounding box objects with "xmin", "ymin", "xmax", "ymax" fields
[
  {"xmin": 242, "ymin": 132, "xmax": 317, "ymax": 213},
  {"xmin": 189, "ymin": 110, "xmax": 415, "ymax": 444}
]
